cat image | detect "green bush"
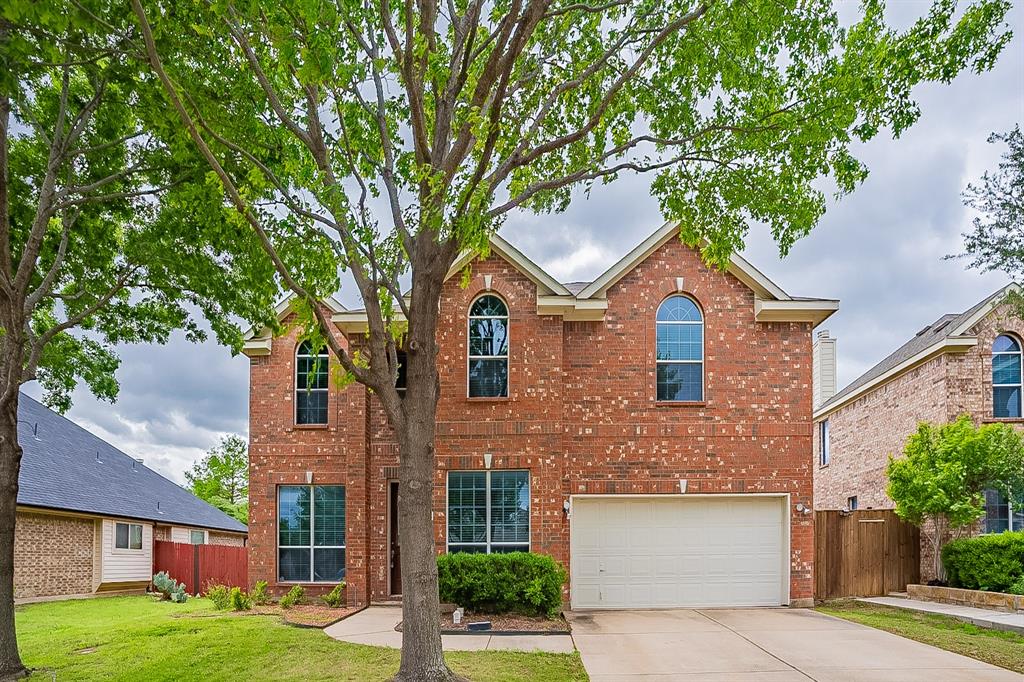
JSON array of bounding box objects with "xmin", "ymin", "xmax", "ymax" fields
[
  {"xmin": 250, "ymin": 580, "xmax": 271, "ymax": 606},
  {"xmin": 1010, "ymin": 575, "xmax": 1024, "ymax": 596},
  {"xmin": 229, "ymin": 586, "xmax": 252, "ymax": 611},
  {"xmin": 942, "ymin": 531, "xmax": 1024, "ymax": 592},
  {"xmin": 437, "ymin": 552, "xmax": 566, "ymax": 617},
  {"xmin": 280, "ymin": 585, "xmax": 304, "ymax": 609},
  {"xmin": 321, "ymin": 582, "xmax": 345, "ymax": 608},
  {"xmin": 206, "ymin": 583, "xmax": 231, "ymax": 610}
]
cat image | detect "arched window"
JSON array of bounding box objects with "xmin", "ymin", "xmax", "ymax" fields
[
  {"xmin": 993, "ymin": 334, "xmax": 1022, "ymax": 418},
  {"xmin": 296, "ymin": 340, "xmax": 329, "ymax": 424},
  {"xmin": 468, "ymin": 295, "xmax": 509, "ymax": 398},
  {"xmin": 656, "ymin": 295, "xmax": 704, "ymax": 401}
]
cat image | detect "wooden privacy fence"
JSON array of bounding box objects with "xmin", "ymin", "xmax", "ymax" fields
[
  {"xmin": 814, "ymin": 509, "xmax": 920, "ymax": 600},
  {"xmin": 154, "ymin": 541, "xmax": 248, "ymax": 594}
]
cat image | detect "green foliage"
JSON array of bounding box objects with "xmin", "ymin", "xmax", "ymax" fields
[
  {"xmin": 206, "ymin": 584, "xmax": 231, "ymax": 610},
  {"xmin": 152, "ymin": 572, "xmax": 187, "ymax": 603},
  {"xmin": 437, "ymin": 552, "xmax": 566, "ymax": 617},
  {"xmin": 887, "ymin": 416, "xmax": 1024, "ymax": 529},
  {"xmin": 185, "ymin": 435, "xmax": 249, "ymax": 524},
  {"xmin": 229, "ymin": 587, "xmax": 252, "ymax": 611},
  {"xmin": 1009, "ymin": 575, "xmax": 1024, "ymax": 596},
  {"xmin": 250, "ymin": 580, "xmax": 271, "ymax": 606},
  {"xmin": 961, "ymin": 127, "xmax": 1024, "ymax": 280},
  {"xmin": 279, "ymin": 585, "xmax": 304, "ymax": 609},
  {"xmin": 321, "ymin": 583, "xmax": 345, "ymax": 608},
  {"xmin": 942, "ymin": 532, "xmax": 1024, "ymax": 592}
]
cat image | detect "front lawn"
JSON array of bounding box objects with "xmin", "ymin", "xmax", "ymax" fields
[
  {"xmin": 17, "ymin": 596, "xmax": 587, "ymax": 681},
  {"xmin": 818, "ymin": 600, "xmax": 1024, "ymax": 674}
]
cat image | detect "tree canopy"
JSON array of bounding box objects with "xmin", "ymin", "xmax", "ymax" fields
[{"xmin": 186, "ymin": 434, "xmax": 249, "ymax": 524}]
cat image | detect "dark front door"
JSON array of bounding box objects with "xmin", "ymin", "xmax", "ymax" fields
[{"xmin": 389, "ymin": 481, "xmax": 401, "ymax": 596}]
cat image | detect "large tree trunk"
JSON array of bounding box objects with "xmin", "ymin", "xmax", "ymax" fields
[
  {"xmin": 0, "ymin": 390, "xmax": 26, "ymax": 680},
  {"xmin": 392, "ymin": 243, "xmax": 462, "ymax": 682}
]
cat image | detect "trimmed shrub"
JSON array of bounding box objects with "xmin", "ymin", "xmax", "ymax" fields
[
  {"xmin": 280, "ymin": 585, "xmax": 304, "ymax": 609},
  {"xmin": 437, "ymin": 552, "xmax": 566, "ymax": 617},
  {"xmin": 1010, "ymin": 575, "xmax": 1024, "ymax": 596},
  {"xmin": 942, "ymin": 531, "xmax": 1024, "ymax": 592},
  {"xmin": 206, "ymin": 583, "xmax": 231, "ymax": 610},
  {"xmin": 230, "ymin": 586, "xmax": 252, "ymax": 611},
  {"xmin": 322, "ymin": 582, "xmax": 346, "ymax": 608},
  {"xmin": 251, "ymin": 580, "xmax": 271, "ymax": 606}
]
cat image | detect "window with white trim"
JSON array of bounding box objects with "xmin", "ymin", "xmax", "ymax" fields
[
  {"xmin": 819, "ymin": 419, "xmax": 830, "ymax": 466},
  {"xmin": 295, "ymin": 341, "xmax": 328, "ymax": 425},
  {"xmin": 447, "ymin": 471, "xmax": 529, "ymax": 553},
  {"xmin": 468, "ymin": 295, "xmax": 509, "ymax": 398},
  {"xmin": 993, "ymin": 334, "xmax": 1022, "ymax": 418},
  {"xmin": 982, "ymin": 489, "xmax": 1023, "ymax": 533},
  {"xmin": 190, "ymin": 530, "xmax": 206, "ymax": 545},
  {"xmin": 656, "ymin": 295, "xmax": 703, "ymax": 401},
  {"xmin": 278, "ymin": 485, "xmax": 345, "ymax": 582},
  {"xmin": 115, "ymin": 522, "xmax": 143, "ymax": 550}
]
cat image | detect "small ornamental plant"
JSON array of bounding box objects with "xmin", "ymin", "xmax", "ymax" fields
[
  {"xmin": 152, "ymin": 572, "xmax": 188, "ymax": 603},
  {"xmin": 250, "ymin": 580, "xmax": 271, "ymax": 606},
  {"xmin": 280, "ymin": 585, "xmax": 304, "ymax": 609},
  {"xmin": 322, "ymin": 582, "xmax": 345, "ymax": 608}
]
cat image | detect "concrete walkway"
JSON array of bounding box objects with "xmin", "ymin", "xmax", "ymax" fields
[
  {"xmin": 565, "ymin": 608, "xmax": 1022, "ymax": 681},
  {"xmin": 861, "ymin": 596, "xmax": 1024, "ymax": 634},
  {"xmin": 323, "ymin": 605, "xmax": 575, "ymax": 653}
]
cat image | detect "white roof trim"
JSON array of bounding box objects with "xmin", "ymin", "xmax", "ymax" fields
[
  {"xmin": 948, "ymin": 283, "xmax": 1020, "ymax": 337},
  {"xmin": 242, "ymin": 293, "xmax": 347, "ymax": 343},
  {"xmin": 813, "ymin": 336, "xmax": 978, "ymax": 420},
  {"xmin": 577, "ymin": 221, "xmax": 791, "ymax": 301},
  {"xmin": 445, "ymin": 234, "xmax": 571, "ymax": 296},
  {"xmin": 754, "ymin": 298, "xmax": 839, "ymax": 325}
]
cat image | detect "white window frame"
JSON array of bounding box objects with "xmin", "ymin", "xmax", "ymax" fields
[
  {"xmin": 992, "ymin": 334, "xmax": 1022, "ymax": 418},
  {"xmin": 655, "ymin": 295, "xmax": 704, "ymax": 402},
  {"xmin": 115, "ymin": 522, "xmax": 143, "ymax": 551},
  {"xmin": 467, "ymin": 295, "xmax": 509, "ymax": 398},
  {"xmin": 295, "ymin": 341, "xmax": 329, "ymax": 425},
  {"xmin": 277, "ymin": 485, "xmax": 346, "ymax": 583},
  {"xmin": 446, "ymin": 470, "xmax": 530, "ymax": 553},
  {"xmin": 189, "ymin": 530, "xmax": 207, "ymax": 545},
  {"xmin": 819, "ymin": 419, "xmax": 830, "ymax": 467}
]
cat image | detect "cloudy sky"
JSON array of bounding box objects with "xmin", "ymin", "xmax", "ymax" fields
[{"xmin": 24, "ymin": 0, "xmax": 1024, "ymax": 483}]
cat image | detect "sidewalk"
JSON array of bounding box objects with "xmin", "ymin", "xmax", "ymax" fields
[
  {"xmin": 860, "ymin": 596, "xmax": 1024, "ymax": 635},
  {"xmin": 324, "ymin": 605, "xmax": 575, "ymax": 653}
]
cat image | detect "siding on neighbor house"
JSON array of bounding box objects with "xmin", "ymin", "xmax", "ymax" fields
[
  {"xmin": 100, "ymin": 518, "xmax": 153, "ymax": 583},
  {"xmin": 248, "ymin": 237, "xmax": 817, "ymax": 607},
  {"xmin": 14, "ymin": 510, "xmax": 95, "ymax": 600}
]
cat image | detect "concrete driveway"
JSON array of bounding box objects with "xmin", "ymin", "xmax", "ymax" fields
[{"xmin": 565, "ymin": 608, "xmax": 1023, "ymax": 681}]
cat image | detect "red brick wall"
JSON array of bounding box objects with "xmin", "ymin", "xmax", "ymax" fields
[
  {"xmin": 813, "ymin": 299, "xmax": 1024, "ymax": 580},
  {"xmin": 15, "ymin": 511, "xmax": 95, "ymax": 600},
  {"xmin": 248, "ymin": 238, "xmax": 817, "ymax": 604}
]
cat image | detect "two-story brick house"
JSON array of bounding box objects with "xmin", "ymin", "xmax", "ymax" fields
[
  {"xmin": 813, "ymin": 284, "xmax": 1024, "ymax": 578},
  {"xmin": 243, "ymin": 221, "xmax": 838, "ymax": 609}
]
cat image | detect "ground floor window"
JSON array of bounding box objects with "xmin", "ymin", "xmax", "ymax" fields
[
  {"xmin": 278, "ymin": 485, "xmax": 345, "ymax": 582},
  {"xmin": 115, "ymin": 522, "xmax": 143, "ymax": 550},
  {"xmin": 982, "ymin": 489, "xmax": 1023, "ymax": 533},
  {"xmin": 447, "ymin": 470, "xmax": 529, "ymax": 553}
]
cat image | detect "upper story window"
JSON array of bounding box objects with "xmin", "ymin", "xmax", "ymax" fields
[
  {"xmin": 656, "ymin": 295, "xmax": 703, "ymax": 401},
  {"xmin": 993, "ymin": 334, "xmax": 1022, "ymax": 418},
  {"xmin": 468, "ymin": 295, "xmax": 508, "ymax": 398},
  {"xmin": 820, "ymin": 419, "xmax": 830, "ymax": 466},
  {"xmin": 296, "ymin": 341, "xmax": 328, "ymax": 425}
]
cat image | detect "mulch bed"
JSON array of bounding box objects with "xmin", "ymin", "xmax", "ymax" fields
[
  {"xmin": 397, "ymin": 612, "xmax": 570, "ymax": 634},
  {"xmin": 247, "ymin": 603, "xmax": 362, "ymax": 628}
]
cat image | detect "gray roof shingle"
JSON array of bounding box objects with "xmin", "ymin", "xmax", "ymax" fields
[
  {"xmin": 16, "ymin": 394, "xmax": 247, "ymax": 534},
  {"xmin": 818, "ymin": 285, "xmax": 1012, "ymax": 413}
]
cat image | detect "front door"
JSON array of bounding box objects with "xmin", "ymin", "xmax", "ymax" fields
[{"xmin": 389, "ymin": 481, "xmax": 401, "ymax": 596}]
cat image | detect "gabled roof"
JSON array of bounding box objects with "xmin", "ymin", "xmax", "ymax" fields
[
  {"xmin": 242, "ymin": 294, "xmax": 347, "ymax": 355},
  {"xmin": 815, "ymin": 284, "xmax": 1018, "ymax": 419},
  {"xmin": 446, "ymin": 234, "xmax": 573, "ymax": 296},
  {"xmin": 17, "ymin": 393, "xmax": 247, "ymax": 534}
]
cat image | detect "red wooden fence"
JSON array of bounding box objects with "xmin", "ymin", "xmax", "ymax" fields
[{"xmin": 154, "ymin": 541, "xmax": 248, "ymax": 594}]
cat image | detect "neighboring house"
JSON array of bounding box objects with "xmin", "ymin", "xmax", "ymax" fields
[
  {"xmin": 812, "ymin": 284, "xmax": 1024, "ymax": 577},
  {"xmin": 15, "ymin": 394, "xmax": 247, "ymax": 602},
  {"xmin": 243, "ymin": 221, "xmax": 838, "ymax": 609}
]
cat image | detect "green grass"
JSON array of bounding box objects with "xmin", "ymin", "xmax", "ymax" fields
[
  {"xmin": 16, "ymin": 596, "xmax": 588, "ymax": 681},
  {"xmin": 818, "ymin": 600, "xmax": 1024, "ymax": 674}
]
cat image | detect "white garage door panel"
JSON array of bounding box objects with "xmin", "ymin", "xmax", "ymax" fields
[{"xmin": 570, "ymin": 496, "xmax": 787, "ymax": 609}]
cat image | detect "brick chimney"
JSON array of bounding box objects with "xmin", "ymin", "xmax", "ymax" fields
[{"xmin": 813, "ymin": 330, "xmax": 837, "ymax": 408}]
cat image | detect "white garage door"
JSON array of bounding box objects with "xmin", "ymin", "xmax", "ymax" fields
[{"xmin": 570, "ymin": 495, "xmax": 788, "ymax": 609}]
